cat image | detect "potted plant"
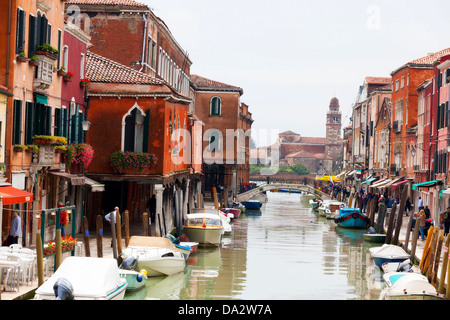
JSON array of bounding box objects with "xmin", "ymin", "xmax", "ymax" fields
[
  {"xmin": 17, "ymin": 52, "xmax": 27, "ymax": 63},
  {"xmin": 80, "ymin": 78, "xmax": 90, "ymax": 87},
  {"xmin": 32, "ymin": 135, "xmax": 67, "ymax": 145},
  {"xmin": 110, "ymin": 151, "xmax": 158, "ymax": 174},
  {"xmin": 66, "ymin": 143, "xmax": 94, "ymax": 174},
  {"xmin": 36, "ymin": 43, "xmax": 59, "ymax": 60},
  {"xmin": 63, "ymin": 71, "xmax": 74, "ymax": 82},
  {"xmin": 62, "ymin": 236, "xmax": 77, "ymax": 252},
  {"xmin": 26, "ymin": 144, "xmax": 39, "ymax": 153},
  {"xmin": 55, "ymin": 146, "xmax": 67, "ymax": 153},
  {"xmin": 29, "ymin": 55, "xmax": 39, "ymax": 66},
  {"xmin": 57, "ymin": 66, "xmax": 66, "ymax": 76},
  {"xmin": 43, "ymin": 241, "xmax": 56, "ymax": 256},
  {"xmin": 13, "ymin": 144, "xmax": 28, "ymax": 152}
]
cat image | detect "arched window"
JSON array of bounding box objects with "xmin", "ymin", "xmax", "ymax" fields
[
  {"xmin": 122, "ymin": 103, "xmax": 149, "ymax": 152},
  {"xmin": 210, "ymin": 97, "xmax": 221, "ymax": 116}
]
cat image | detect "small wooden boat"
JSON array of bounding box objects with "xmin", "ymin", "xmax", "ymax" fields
[
  {"xmin": 369, "ymin": 244, "xmax": 410, "ymax": 268},
  {"xmin": 119, "ymin": 269, "xmax": 148, "ymax": 291},
  {"xmin": 363, "ymin": 227, "xmax": 386, "ymax": 243},
  {"xmin": 309, "ymin": 198, "xmax": 321, "ymax": 210},
  {"xmin": 380, "ymin": 273, "xmax": 445, "ymax": 300},
  {"xmin": 182, "ymin": 213, "xmax": 223, "ymax": 246},
  {"xmin": 191, "ymin": 208, "xmax": 232, "ymax": 233},
  {"xmin": 334, "ymin": 208, "xmax": 369, "ymax": 229},
  {"xmin": 221, "ymin": 208, "xmax": 241, "ymax": 219},
  {"xmin": 122, "ymin": 237, "xmax": 186, "ymax": 277},
  {"xmin": 34, "ymin": 257, "xmax": 128, "ymax": 300}
]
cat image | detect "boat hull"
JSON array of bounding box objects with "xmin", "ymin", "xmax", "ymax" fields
[
  {"xmin": 242, "ymin": 200, "xmax": 262, "ymax": 210},
  {"xmin": 363, "ymin": 233, "xmax": 386, "ymax": 243},
  {"xmin": 119, "ymin": 270, "xmax": 147, "ymax": 291},
  {"xmin": 138, "ymin": 257, "xmax": 186, "ymax": 277},
  {"xmin": 182, "ymin": 226, "xmax": 222, "ymax": 246},
  {"xmin": 369, "ymin": 245, "xmax": 410, "ymax": 268},
  {"xmin": 334, "ymin": 208, "xmax": 368, "ymax": 229}
]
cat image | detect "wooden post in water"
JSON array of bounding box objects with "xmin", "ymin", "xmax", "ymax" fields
[
  {"xmin": 116, "ymin": 212, "xmax": 123, "ymax": 257},
  {"xmin": 431, "ymin": 229, "xmax": 444, "ymax": 286},
  {"xmin": 111, "ymin": 210, "xmax": 117, "ymax": 259},
  {"xmin": 213, "ymin": 187, "xmax": 220, "ymax": 209},
  {"xmin": 420, "ymin": 226, "xmax": 435, "ymax": 273},
  {"xmin": 438, "ymin": 235, "xmax": 450, "ymax": 294},
  {"xmin": 96, "ymin": 215, "xmax": 103, "ymax": 258},
  {"xmin": 376, "ymin": 201, "xmax": 386, "ymax": 233},
  {"xmin": 124, "ymin": 210, "xmax": 130, "ymax": 247},
  {"xmin": 393, "ymin": 186, "xmax": 408, "ymax": 245},
  {"xmin": 385, "ymin": 202, "xmax": 397, "ymax": 244},
  {"xmin": 403, "ymin": 213, "xmax": 415, "ymax": 252},
  {"xmin": 410, "ymin": 218, "xmax": 420, "ymax": 263},
  {"xmin": 36, "ymin": 233, "xmax": 45, "ymax": 286},
  {"xmin": 55, "ymin": 228, "xmax": 62, "ymax": 269},
  {"xmin": 142, "ymin": 212, "xmax": 149, "ymax": 236},
  {"xmin": 83, "ymin": 216, "xmax": 91, "ymax": 257},
  {"xmin": 425, "ymin": 228, "xmax": 439, "ymax": 278}
]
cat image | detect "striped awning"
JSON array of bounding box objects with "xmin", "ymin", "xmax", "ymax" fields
[{"xmin": 371, "ymin": 178, "xmax": 391, "ymax": 188}]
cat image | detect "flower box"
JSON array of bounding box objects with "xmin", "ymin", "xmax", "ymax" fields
[
  {"xmin": 57, "ymin": 69, "xmax": 66, "ymax": 76},
  {"xmin": 13, "ymin": 145, "xmax": 27, "ymax": 152},
  {"xmin": 66, "ymin": 144, "xmax": 94, "ymax": 174},
  {"xmin": 29, "ymin": 59, "xmax": 39, "ymax": 67},
  {"xmin": 110, "ymin": 151, "xmax": 158, "ymax": 174},
  {"xmin": 17, "ymin": 55, "xmax": 27, "ymax": 63}
]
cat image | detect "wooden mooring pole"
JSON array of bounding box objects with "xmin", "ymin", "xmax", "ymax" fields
[
  {"xmin": 409, "ymin": 217, "xmax": 420, "ymax": 263},
  {"xmin": 393, "ymin": 186, "xmax": 408, "ymax": 245},
  {"xmin": 96, "ymin": 215, "xmax": 103, "ymax": 258},
  {"xmin": 83, "ymin": 216, "xmax": 91, "ymax": 257},
  {"xmin": 36, "ymin": 233, "xmax": 44, "ymax": 286},
  {"xmin": 385, "ymin": 202, "xmax": 397, "ymax": 244},
  {"xmin": 55, "ymin": 229, "xmax": 62, "ymax": 269},
  {"xmin": 116, "ymin": 212, "xmax": 123, "ymax": 257},
  {"xmin": 142, "ymin": 212, "xmax": 149, "ymax": 236},
  {"xmin": 124, "ymin": 210, "xmax": 130, "ymax": 247},
  {"xmin": 438, "ymin": 235, "xmax": 450, "ymax": 294}
]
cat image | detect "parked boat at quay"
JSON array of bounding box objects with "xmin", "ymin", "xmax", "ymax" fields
[
  {"xmin": 309, "ymin": 198, "xmax": 321, "ymax": 210},
  {"xmin": 333, "ymin": 208, "xmax": 369, "ymax": 229},
  {"xmin": 182, "ymin": 213, "xmax": 223, "ymax": 246},
  {"xmin": 369, "ymin": 244, "xmax": 410, "ymax": 268},
  {"xmin": 121, "ymin": 236, "xmax": 186, "ymax": 277},
  {"xmin": 380, "ymin": 272, "xmax": 445, "ymax": 300},
  {"xmin": 34, "ymin": 257, "xmax": 128, "ymax": 300}
]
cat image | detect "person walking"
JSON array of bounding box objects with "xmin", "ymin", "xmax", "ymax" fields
[
  {"xmin": 405, "ymin": 198, "xmax": 412, "ymax": 216},
  {"xmin": 418, "ymin": 210, "xmax": 426, "ymax": 241},
  {"xmin": 7, "ymin": 209, "xmax": 22, "ymax": 246},
  {"xmin": 417, "ymin": 197, "xmax": 424, "ymax": 211},
  {"xmin": 440, "ymin": 207, "xmax": 450, "ymax": 236}
]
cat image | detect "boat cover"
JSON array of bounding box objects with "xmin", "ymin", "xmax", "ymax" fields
[
  {"xmin": 35, "ymin": 257, "xmax": 124, "ymax": 298},
  {"xmin": 128, "ymin": 236, "xmax": 177, "ymax": 250},
  {"xmin": 370, "ymin": 244, "xmax": 409, "ymax": 258},
  {"xmin": 385, "ymin": 273, "xmax": 440, "ymax": 296}
]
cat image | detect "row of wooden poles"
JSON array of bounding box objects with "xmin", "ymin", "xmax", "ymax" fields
[{"xmin": 338, "ymin": 183, "xmax": 450, "ymax": 298}]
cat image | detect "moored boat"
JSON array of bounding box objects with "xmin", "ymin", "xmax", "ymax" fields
[
  {"xmin": 191, "ymin": 208, "xmax": 232, "ymax": 233},
  {"xmin": 122, "ymin": 236, "xmax": 186, "ymax": 277},
  {"xmin": 381, "ymin": 259, "xmax": 421, "ymax": 274},
  {"xmin": 241, "ymin": 200, "xmax": 262, "ymax": 210},
  {"xmin": 380, "ymin": 272, "xmax": 445, "ymax": 300},
  {"xmin": 221, "ymin": 208, "xmax": 241, "ymax": 219},
  {"xmin": 119, "ymin": 256, "xmax": 148, "ymax": 291},
  {"xmin": 309, "ymin": 198, "xmax": 321, "ymax": 210},
  {"xmin": 369, "ymin": 244, "xmax": 410, "ymax": 268},
  {"xmin": 333, "ymin": 207, "xmax": 369, "ymax": 229},
  {"xmin": 34, "ymin": 257, "xmax": 127, "ymax": 300},
  {"xmin": 182, "ymin": 213, "xmax": 223, "ymax": 246}
]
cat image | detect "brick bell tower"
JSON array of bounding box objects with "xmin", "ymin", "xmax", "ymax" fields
[{"xmin": 325, "ymin": 97, "xmax": 343, "ymax": 164}]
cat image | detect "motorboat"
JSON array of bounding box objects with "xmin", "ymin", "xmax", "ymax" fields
[
  {"xmin": 118, "ymin": 256, "xmax": 147, "ymax": 291},
  {"xmin": 325, "ymin": 202, "xmax": 344, "ymax": 219},
  {"xmin": 369, "ymin": 244, "xmax": 410, "ymax": 268},
  {"xmin": 221, "ymin": 208, "xmax": 241, "ymax": 219},
  {"xmin": 333, "ymin": 207, "xmax": 369, "ymax": 229},
  {"xmin": 34, "ymin": 257, "xmax": 127, "ymax": 300},
  {"xmin": 380, "ymin": 272, "xmax": 445, "ymax": 300},
  {"xmin": 121, "ymin": 236, "xmax": 186, "ymax": 277},
  {"xmin": 363, "ymin": 226, "xmax": 386, "ymax": 243},
  {"xmin": 318, "ymin": 200, "xmax": 344, "ymax": 217},
  {"xmin": 232, "ymin": 202, "xmax": 246, "ymax": 214},
  {"xmin": 191, "ymin": 208, "xmax": 232, "ymax": 233},
  {"xmin": 182, "ymin": 213, "xmax": 223, "ymax": 246},
  {"xmin": 241, "ymin": 200, "xmax": 262, "ymax": 210},
  {"xmin": 381, "ymin": 259, "xmax": 421, "ymax": 274},
  {"xmin": 308, "ymin": 198, "xmax": 321, "ymax": 210}
]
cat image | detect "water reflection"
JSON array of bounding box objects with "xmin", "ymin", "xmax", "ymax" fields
[{"xmin": 125, "ymin": 192, "xmax": 387, "ymax": 300}]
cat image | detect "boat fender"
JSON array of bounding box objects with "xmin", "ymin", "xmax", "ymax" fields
[
  {"xmin": 136, "ymin": 271, "xmax": 148, "ymax": 282},
  {"xmin": 53, "ymin": 278, "xmax": 74, "ymax": 300}
]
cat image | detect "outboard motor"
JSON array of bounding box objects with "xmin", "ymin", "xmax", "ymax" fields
[
  {"xmin": 368, "ymin": 226, "xmax": 377, "ymax": 234},
  {"xmin": 397, "ymin": 259, "xmax": 412, "ymax": 273},
  {"xmin": 53, "ymin": 278, "xmax": 74, "ymax": 300},
  {"xmin": 120, "ymin": 256, "xmax": 138, "ymax": 270}
]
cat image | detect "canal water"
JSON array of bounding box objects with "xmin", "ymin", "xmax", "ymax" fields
[{"xmin": 125, "ymin": 192, "xmax": 386, "ymax": 300}]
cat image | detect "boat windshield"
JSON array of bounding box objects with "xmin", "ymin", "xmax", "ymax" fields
[
  {"xmin": 205, "ymin": 218, "xmax": 220, "ymax": 226},
  {"xmin": 187, "ymin": 218, "xmax": 204, "ymax": 226}
]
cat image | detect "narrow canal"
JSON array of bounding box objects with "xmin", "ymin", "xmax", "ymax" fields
[{"xmin": 125, "ymin": 192, "xmax": 385, "ymax": 300}]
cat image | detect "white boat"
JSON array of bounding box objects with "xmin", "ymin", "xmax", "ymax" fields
[
  {"xmin": 318, "ymin": 200, "xmax": 344, "ymax": 217},
  {"xmin": 381, "ymin": 259, "xmax": 421, "ymax": 274},
  {"xmin": 380, "ymin": 272, "xmax": 445, "ymax": 300},
  {"xmin": 183, "ymin": 213, "xmax": 223, "ymax": 246},
  {"xmin": 119, "ymin": 256, "xmax": 147, "ymax": 291},
  {"xmin": 309, "ymin": 198, "xmax": 321, "ymax": 210},
  {"xmin": 191, "ymin": 208, "xmax": 232, "ymax": 234},
  {"xmin": 34, "ymin": 257, "xmax": 127, "ymax": 300},
  {"xmin": 121, "ymin": 236, "xmax": 186, "ymax": 277},
  {"xmin": 369, "ymin": 244, "xmax": 410, "ymax": 268}
]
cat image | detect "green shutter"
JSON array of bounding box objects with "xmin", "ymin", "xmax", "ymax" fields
[
  {"xmin": 25, "ymin": 102, "xmax": 34, "ymax": 145},
  {"xmin": 28, "ymin": 14, "xmax": 36, "ymax": 57},
  {"xmin": 143, "ymin": 110, "xmax": 150, "ymax": 152},
  {"xmin": 13, "ymin": 100, "xmax": 22, "ymax": 145},
  {"xmin": 16, "ymin": 8, "xmax": 25, "ymax": 54},
  {"xmin": 46, "ymin": 106, "xmax": 52, "ymax": 135},
  {"xmin": 62, "ymin": 108, "xmax": 68, "ymax": 138},
  {"xmin": 54, "ymin": 108, "xmax": 61, "ymax": 137}
]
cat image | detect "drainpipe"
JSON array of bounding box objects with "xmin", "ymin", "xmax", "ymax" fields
[{"xmin": 141, "ymin": 13, "xmax": 148, "ymax": 71}]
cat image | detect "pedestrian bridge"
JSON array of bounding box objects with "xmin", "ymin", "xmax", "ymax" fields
[{"xmin": 235, "ymin": 183, "xmax": 331, "ymax": 202}]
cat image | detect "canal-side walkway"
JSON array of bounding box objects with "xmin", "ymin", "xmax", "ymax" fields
[{"xmin": 0, "ymin": 207, "xmax": 441, "ymax": 300}]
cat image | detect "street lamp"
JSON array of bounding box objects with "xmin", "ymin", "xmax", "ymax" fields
[{"xmin": 81, "ymin": 119, "xmax": 91, "ymax": 132}]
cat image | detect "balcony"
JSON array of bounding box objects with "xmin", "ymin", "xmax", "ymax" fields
[{"xmin": 33, "ymin": 56, "xmax": 54, "ymax": 94}]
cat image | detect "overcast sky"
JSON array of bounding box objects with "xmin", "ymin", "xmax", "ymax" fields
[{"xmin": 142, "ymin": 0, "xmax": 450, "ymax": 146}]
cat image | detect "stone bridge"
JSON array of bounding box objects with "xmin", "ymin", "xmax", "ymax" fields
[{"xmin": 235, "ymin": 183, "xmax": 332, "ymax": 202}]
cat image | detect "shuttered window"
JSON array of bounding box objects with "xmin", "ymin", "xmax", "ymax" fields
[
  {"xmin": 57, "ymin": 29, "xmax": 62, "ymax": 69},
  {"xmin": 16, "ymin": 8, "xmax": 26, "ymax": 54},
  {"xmin": 25, "ymin": 102, "xmax": 34, "ymax": 145},
  {"xmin": 210, "ymin": 97, "xmax": 221, "ymax": 116},
  {"xmin": 13, "ymin": 100, "xmax": 22, "ymax": 145},
  {"xmin": 28, "ymin": 14, "xmax": 36, "ymax": 57}
]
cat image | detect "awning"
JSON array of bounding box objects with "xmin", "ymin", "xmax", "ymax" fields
[
  {"xmin": 371, "ymin": 178, "xmax": 390, "ymax": 188},
  {"xmin": 383, "ymin": 177, "xmax": 405, "ymax": 188},
  {"xmin": 392, "ymin": 179, "xmax": 414, "ymax": 189},
  {"xmin": 35, "ymin": 93, "xmax": 48, "ymax": 105},
  {"xmin": 315, "ymin": 175, "xmax": 341, "ymax": 182},
  {"xmin": 84, "ymin": 177, "xmax": 105, "ymax": 192},
  {"xmin": 362, "ymin": 176, "xmax": 379, "ymax": 185},
  {"xmin": 412, "ymin": 180, "xmax": 443, "ymax": 190},
  {"xmin": 49, "ymin": 171, "xmax": 104, "ymax": 191},
  {"xmin": 0, "ymin": 186, "xmax": 33, "ymax": 205},
  {"xmin": 442, "ymin": 189, "xmax": 450, "ymax": 196},
  {"xmin": 50, "ymin": 171, "xmax": 85, "ymax": 185}
]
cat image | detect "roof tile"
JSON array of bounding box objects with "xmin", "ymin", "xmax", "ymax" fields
[{"xmin": 65, "ymin": 0, "xmax": 148, "ymax": 7}]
